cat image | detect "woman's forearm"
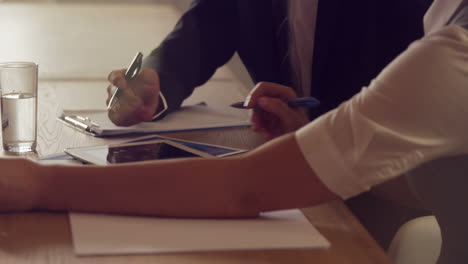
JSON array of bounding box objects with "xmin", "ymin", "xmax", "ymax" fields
[
  {"xmin": 35, "ymin": 134, "xmax": 338, "ymax": 218},
  {"xmin": 38, "ymin": 156, "xmax": 257, "ymax": 218}
]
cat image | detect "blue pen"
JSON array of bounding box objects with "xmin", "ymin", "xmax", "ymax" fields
[{"xmin": 230, "ymin": 97, "xmax": 320, "ymax": 109}]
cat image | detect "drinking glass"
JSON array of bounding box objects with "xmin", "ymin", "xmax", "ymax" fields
[{"xmin": 0, "ymin": 62, "xmax": 38, "ymax": 153}]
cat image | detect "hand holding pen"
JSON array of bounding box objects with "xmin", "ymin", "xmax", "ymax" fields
[
  {"xmin": 106, "ymin": 52, "xmax": 161, "ymax": 127},
  {"xmin": 107, "ymin": 52, "xmax": 144, "ymax": 111},
  {"xmin": 238, "ymin": 82, "xmax": 318, "ymax": 140}
]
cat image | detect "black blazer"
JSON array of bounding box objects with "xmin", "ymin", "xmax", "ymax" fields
[{"xmin": 144, "ymin": 0, "xmax": 431, "ymax": 118}]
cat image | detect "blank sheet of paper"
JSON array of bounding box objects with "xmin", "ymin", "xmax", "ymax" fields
[{"xmin": 69, "ymin": 209, "xmax": 330, "ymax": 256}]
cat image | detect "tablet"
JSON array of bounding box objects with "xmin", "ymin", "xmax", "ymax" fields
[
  {"xmin": 64, "ymin": 139, "xmax": 246, "ymax": 165},
  {"xmin": 126, "ymin": 134, "xmax": 247, "ymax": 157}
]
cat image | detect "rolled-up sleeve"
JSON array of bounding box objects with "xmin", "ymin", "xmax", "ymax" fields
[{"xmin": 295, "ymin": 27, "xmax": 468, "ymax": 199}]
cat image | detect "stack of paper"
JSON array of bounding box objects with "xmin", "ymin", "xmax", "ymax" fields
[
  {"xmin": 69, "ymin": 209, "xmax": 330, "ymax": 255},
  {"xmin": 59, "ymin": 104, "xmax": 250, "ymax": 137}
]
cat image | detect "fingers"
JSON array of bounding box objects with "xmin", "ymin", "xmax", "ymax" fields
[
  {"xmin": 108, "ymin": 69, "xmax": 128, "ymax": 90},
  {"xmin": 138, "ymin": 68, "xmax": 159, "ymax": 86},
  {"xmin": 244, "ymin": 82, "xmax": 301, "ymax": 139},
  {"xmin": 128, "ymin": 69, "xmax": 160, "ymax": 121},
  {"xmin": 107, "ymin": 69, "xmax": 129, "ymax": 106},
  {"xmin": 106, "ymin": 68, "xmax": 161, "ymax": 126},
  {"xmin": 250, "ymin": 97, "xmax": 295, "ymax": 137},
  {"xmin": 107, "ymin": 95, "xmax": 144, "ymax": 126},
  {"xmin": 249, "ymin": 96, "xmax": 309, "ymax": 140},
  {"xmin": 257, "ymin": 97, "xmax": 294, "ymax": 122},
  {"xmin": 244, "ymin": 82, "xmax": 297, "ymax": 108},
  {"xmin": 133, "ymin": 69, "xmax": 160, "ymax": 106}
]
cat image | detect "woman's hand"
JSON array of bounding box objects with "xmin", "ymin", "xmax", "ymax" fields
[
  {"xmin": 106, "ymin": 68, "xmax": 161, "ymax": 127},
  {"xmin": 0, "ymin": 158, "xmax": 41, "ymax": 212},
  {"xmin": 244, "ymin": 82, "xmax": 309, "ymax": 140}
]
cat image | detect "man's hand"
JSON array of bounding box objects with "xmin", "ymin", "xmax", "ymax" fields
[
  {"xmin": 106, "ymin": 68, "xmax": 160, "ymax": 126},
  {"xmin": 0, "ymin": 158, "xmax": 40, "ymax": 212},
  {"xmin": 244, "ymin": 82, "xmax": 309, "ymax": 140}
]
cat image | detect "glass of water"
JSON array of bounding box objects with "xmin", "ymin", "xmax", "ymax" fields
[{"xmin": 0, "ymin": 62, "xmax": 38, "ymax": 153}]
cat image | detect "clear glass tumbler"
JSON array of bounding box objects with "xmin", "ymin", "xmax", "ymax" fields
[{"xmin": 0, "ymin": 62, "xmax": 38, "ymax": 153}]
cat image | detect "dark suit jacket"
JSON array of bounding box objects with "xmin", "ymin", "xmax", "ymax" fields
[{"xmin": 144, "ymin": 0, "xmax": 431, "ymax": 118}]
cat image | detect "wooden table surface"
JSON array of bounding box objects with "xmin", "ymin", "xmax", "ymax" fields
[
  {"xmin": 0, "ymin": 2, "xmax": 393, "ymax": 263},
  {"xmin": 0, "ymin": 79, "xmax": 393, "ymax": 264}
]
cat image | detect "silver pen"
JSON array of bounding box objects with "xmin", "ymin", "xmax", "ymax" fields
[{"xmin": 107, "ymin": 52, "xmax": 143, "ymax": 110}]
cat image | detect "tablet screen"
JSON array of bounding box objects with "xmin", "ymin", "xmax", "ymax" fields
[
  {"xmin": 130, "ymin": 135, "xmax": 246, "ymax": 157},
  {"xmin": 106, "ymin": 142, "xmax": 200, "ymax": 164},
  {"xmin": 65, "ymin": 137, "xmax": 247, "ymax": 165}
]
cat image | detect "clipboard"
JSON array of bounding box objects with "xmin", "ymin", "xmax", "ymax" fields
[{"xmin": 58, "ymin": 104, "xmax": 251, "ymax": 137}]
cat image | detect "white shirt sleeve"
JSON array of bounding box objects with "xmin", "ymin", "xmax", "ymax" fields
[{"xmin": 295, "ymin": 26, "xmax": 468, "ymax": 199}]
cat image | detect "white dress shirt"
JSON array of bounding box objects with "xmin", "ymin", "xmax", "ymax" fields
[
  {"xmin": 295, "ymin": 0, "xmax": 468, "ymax": 199},
  {"xmin": 288, "ymin": 0, "xmax": 319, "ymax": 97}
]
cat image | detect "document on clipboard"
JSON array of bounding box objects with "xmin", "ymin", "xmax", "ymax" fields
[{"xmin": 58, "ymin": 104, "xmax": 251, "ymax": 137}]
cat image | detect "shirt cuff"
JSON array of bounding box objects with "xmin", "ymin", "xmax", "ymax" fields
[
  {"xmin": 295, "ymin": 116, "xmax": 371, "ymax": 200},
  {"xmin": 151, "ymin": 91, "xmax": 169, "ymax": 121}
]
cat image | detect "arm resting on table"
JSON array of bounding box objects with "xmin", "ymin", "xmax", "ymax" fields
[{"xmin": 29, "ymin": 134, "xmax": 338, "ymax": 218}]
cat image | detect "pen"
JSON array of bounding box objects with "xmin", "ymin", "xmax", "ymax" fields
[
  {"xmin": 230, "ymin": 97, "xmax": 320, "ymax": 109},
  {"xmin": 107, "ymin": 52, "xmax": 144, "ymax": 110}
]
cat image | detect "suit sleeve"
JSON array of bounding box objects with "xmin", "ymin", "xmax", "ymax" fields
[{"xmin": 143, "ymin": 0, "xmax": 238, "ymax": 114}]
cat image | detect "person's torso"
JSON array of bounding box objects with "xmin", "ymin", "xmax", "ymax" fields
[{"xmin": 235, "ymin": 0, "xmax": 431, "ymax": 118}]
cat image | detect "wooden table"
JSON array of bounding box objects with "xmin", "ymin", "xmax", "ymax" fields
[
  {"xmin": 0, "ymin": 82, "xmax": 393, "ymax": 264},
  {"xmin": 0, "ymin": 2, "xmax": 393, "ymax": 263}
]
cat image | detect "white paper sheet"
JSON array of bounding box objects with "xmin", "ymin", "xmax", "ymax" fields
[
  {"xmin": 70, "ymin": 209, "xmax": 330, "ymax": 256},
  {"xmin": 60, "ymin": 104, "xmax": 250, "ymax": 137}
]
